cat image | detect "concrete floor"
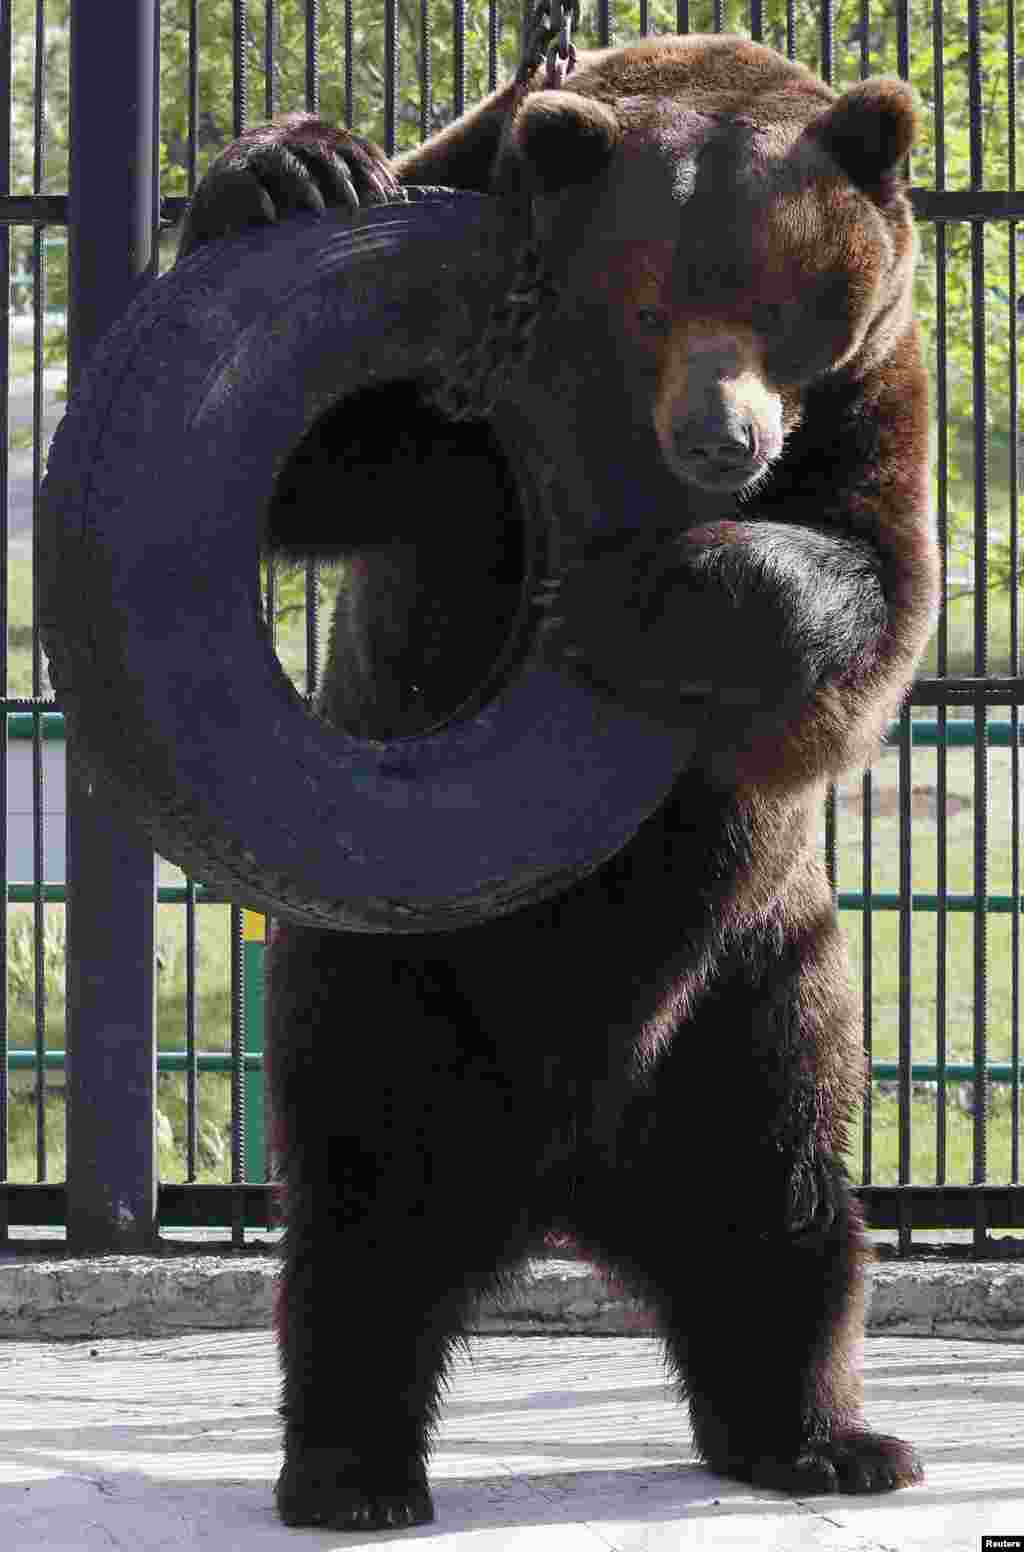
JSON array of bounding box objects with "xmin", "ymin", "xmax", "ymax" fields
[{"xmin": 0, "ymin": 1331, "xmax": 1021, "ymax": 1550}]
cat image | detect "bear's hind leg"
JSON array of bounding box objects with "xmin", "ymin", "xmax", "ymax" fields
[
  {"xmin": 662, "ymin": 1192, "xmax": 923, "ymax": 1494},
  {"xmin": 269, "ymin": 929, "xmax": 539, "ymax": 1530},
  {"xmin": 578, "ymin": 906, "xmax": 923, "ymax": 1498}
]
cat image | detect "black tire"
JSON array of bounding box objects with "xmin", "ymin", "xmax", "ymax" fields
[{"xmin": 39, "ymin": 193, "xmax": 694, "ymax": 932}]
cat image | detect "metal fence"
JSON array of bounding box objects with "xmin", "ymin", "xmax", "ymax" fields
[{"xmin": 0, "ymin": 0, "xmax": 1021, "ymax": 1257}]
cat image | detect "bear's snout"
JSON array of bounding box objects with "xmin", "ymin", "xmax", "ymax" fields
[
  {"xmin": 670, "ymin": 404, "xmax": 757, "ymax": 489},
  {"xmin": 654, "ymin": 325, "xmax": 784, "ymax": 493}
]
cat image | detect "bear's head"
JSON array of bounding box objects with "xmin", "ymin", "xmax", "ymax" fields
[{"xmin": 497, "ymin": 36, "xmax": 919, "ymax": 496}]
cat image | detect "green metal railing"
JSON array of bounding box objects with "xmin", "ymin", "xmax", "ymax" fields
[
  {"xmin": 6, "ymin": 712, "xmax": 267, "ymax": 1185},
  {"xmin": 5, "ymin": 709, "xmax": 1022, "ymax": 1188}
]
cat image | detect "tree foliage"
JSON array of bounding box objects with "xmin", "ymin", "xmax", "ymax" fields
[{"xmin": 9, "ymin": 0, "xmax": 1021, "ymax": 601}]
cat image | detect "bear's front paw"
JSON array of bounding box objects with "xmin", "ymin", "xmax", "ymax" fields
[
  {"xmin": 748, "ymin": 1430, "xmax": 924, "ymax": 1495},
  {"xmin": 275, "ymin": 1445, "xmax": 434, "ymax": 1531},
  {"xmin": 179, "ymin": 118, "xmax": 401, "ymax": 259}
]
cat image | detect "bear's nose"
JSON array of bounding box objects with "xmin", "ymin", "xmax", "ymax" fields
[{"xmin": 671, "ymin": 414, "xmax": 756, "ymax": 488}]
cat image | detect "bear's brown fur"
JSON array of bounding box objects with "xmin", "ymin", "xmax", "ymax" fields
[{"xmin": 180, "ymin": 33, "xmax": 939, "ymax": 1531}]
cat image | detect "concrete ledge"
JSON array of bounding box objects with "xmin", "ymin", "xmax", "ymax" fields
[
  {"xmin": 3, "ymin": 1252, "xmax": 1024, "ymax": 1341},
  {"xmin": 0, "ymin": 1253, "xmax": 275, "ymax": 1340},
  {"xmin": 869, "ymin": 1260, "xmax": 1024, "ymax": 1340}
]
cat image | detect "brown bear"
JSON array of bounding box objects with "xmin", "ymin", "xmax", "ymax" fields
[{"xmin": 179, "ymin": 32, "xmax": 939, "ymax": 1531}]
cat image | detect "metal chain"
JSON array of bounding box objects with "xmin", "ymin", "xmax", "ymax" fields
[
  {"xmin": 428, "ymin": 0, "xmax": 581, "ymax": 420},
  {"xmin": 427, "ymin": 238, "xmax": 558, "ymax": 421},
  {"xmin": 517, "ymin": 0, "xmax": 581, "ymax": 89}
]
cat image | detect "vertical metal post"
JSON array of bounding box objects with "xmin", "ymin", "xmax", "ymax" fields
[
  {"xmin": 0, "ymin": 0, "xmax": 12, "ymax": 1233},
  {"xmin": 242, "ymin": 911, "xmax": 266, "ymax": 1188},
  {"xmin": 967, "ymin": 0, "xmax": 990, "ymax": 1256},
  {"xmin": 64, "ymin": 0, "xmax": 159, "ymax": 1252}
]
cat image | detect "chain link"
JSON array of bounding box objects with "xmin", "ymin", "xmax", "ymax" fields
[
  {"xmin": 545, "ymin": 0, "xmax": 579, "ymax": 89},
  {"xmin": 427, "ymin": 237, "xmax": 558, "ymax": 422},
  {"xmin": 428, "ymin": 0, "xmax": 581, "ymax": 420},
  {"xmin": 517, "ymin": 0, "xmax": 581, "ymax": 88}
]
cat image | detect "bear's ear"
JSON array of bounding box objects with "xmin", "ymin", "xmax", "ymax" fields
[
  {"xmin": 807, "ymin": 78, "xmax": 919, "ymax": 198},
  {"xmin": 504, "ymin": 90, "xmax": 621, "ymax": 196}
]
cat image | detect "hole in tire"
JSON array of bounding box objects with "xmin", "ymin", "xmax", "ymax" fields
[{"xmin": 264, "ymin": 381, "xmax": 531, "ymax": 740}]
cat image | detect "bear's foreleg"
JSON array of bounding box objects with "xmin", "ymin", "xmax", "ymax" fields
[{"xmin": 547, "ymin": 516, "xmax": 915, "ymax": 802}]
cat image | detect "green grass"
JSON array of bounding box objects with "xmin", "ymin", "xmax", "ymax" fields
[
  {"xmin": 823, "ymin": 731, "xmax": 1022, "ymax": 1188},
  {"xmin": 822, "ymin": 574, "xmax": 1023, "ymax": 1187},
  {"xmin": 847, "ymin": 1089, "xmax": 1022, "ymax": 1190},
  {"xmin": 8, "ymin": 546, "xmax": 40, "ymax": 700},
  {"xmin": 10, "ymin": 340, "xmax": 36, "ymax": 379},
  {"xmin": 6, "ymin": 894, "xmax": 236, "ymax": 1184}
]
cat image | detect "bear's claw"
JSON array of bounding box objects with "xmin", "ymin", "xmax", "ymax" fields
[
  {"xmin": 275, "ymin": 1447, "xmax": 434, "ymax": 1530},
  {"xmin": 744, "ymin": 1431, "xmax": 924, "ymax": 1495}
]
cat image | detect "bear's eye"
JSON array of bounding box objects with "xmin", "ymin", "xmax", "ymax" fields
[{"xmin": 635, "ymin": 306, "xmax": 670, "ymax": 336}]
